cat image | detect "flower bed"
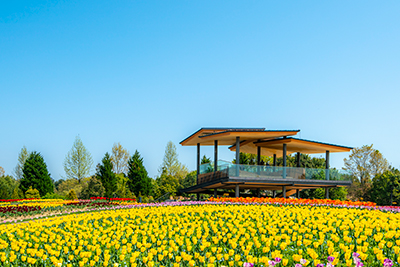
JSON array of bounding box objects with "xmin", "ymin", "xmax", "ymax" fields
[{"xmin": 0, "ymin": 202, "xmax": 399, "ymax": 266}]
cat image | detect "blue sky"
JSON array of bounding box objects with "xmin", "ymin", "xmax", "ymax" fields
[{"xmin": 1, "ymin": 1, "xmax": 399, "ymax": 180}]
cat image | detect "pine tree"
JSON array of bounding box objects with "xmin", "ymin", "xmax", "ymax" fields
[
  {"xmin": 127, "ymin": 150, "xmax": 152, "ymax": 197},
  {"xmin": 20, "ymin": 152, "xmax": 54, "ymax": 197},
  {"xmin": 96, "ymin": 153, "xmax": 117, "ymax": 198}
]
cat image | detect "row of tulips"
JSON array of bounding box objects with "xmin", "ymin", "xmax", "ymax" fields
[{"xmin": 207, "ymin": 197, "xmax": 376, "ymax": 207}]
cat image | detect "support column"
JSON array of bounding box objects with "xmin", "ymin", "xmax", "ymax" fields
[
  {"xmin": 197, "ymin": 143, "xmax": 200, "ymax": 185},
  {"xmin": 257, "ymin": 145, "xmax": 261, "ymax": 175},
  {"xmin": 272, "ymin": 190, "xmax": 276, "ymax": 198},
  {"xmin": 257, "ymin": 188, "xmax": 261, "ymax": 197},
  {"xmin": 236, "ymin": 137, "xmax": 240, "ymax": 176},
  {"xmin": 196, "ymin": 193, "xmax": 200, "ymax": 201},
  {"xmin": 235, "ymin": 184, "xmax": 239, "ymax": 198},
  {"xmin": 282, "ymin": 144, "xmax": 287, "ymax": 178},
  {"xmin": 282, "ymin": 186, "xmax": 287, "ymax": 198},
  {"xmin": 296, "ymin": 152, "xmax": 301, "ymax": 167},
  {"xmin": 214, "ymin": 188, "xmax": 217, "ymax": 198},
  {"xmin": 325, "ymin": 188, "xmax": 329, "ymax": 199},
  {"xmin": 273, "ymin": 154, "xmax": 277, "ymax": 166},
  {"xmin": 214, "ymin": 140, "xmax": 218, "ymax": 172},
  {"xmin": 296, "ymin": 189, "xmax": 300, "ymax": 198},
  {"xmin": 325, "ymin": 150, "xmax": 330, "ymax": 181}
]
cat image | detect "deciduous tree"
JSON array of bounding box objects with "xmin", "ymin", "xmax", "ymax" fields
[
  {"xmin": 64, "ymin": 136, "xmax": 93, "ymax": 183},
  {"xmin": 111, "ymin": 143, "xmax": 130, "ymax": 175},
  {"xmin": 20, "ymin": 152, "xmax": 54, "ymax": 197},
  {"xmin": 159, "ymin": 141, "xmax": 188, "ymax": 182},
  {"xmin": 369, "ymin": 168, "xmax": 400, "ymax": 205},
  {"xmin": 13, "ymin": 146, "xmax": 30, "ymax": 180}
]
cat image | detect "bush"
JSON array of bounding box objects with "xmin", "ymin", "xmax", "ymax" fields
[
  {"xmin": 25, "ymin": 187, "xmax": 40, "ymax": 199},
  {"xmin": 66, "ymin": 189, "xmax": 77, "ymax": 200}
]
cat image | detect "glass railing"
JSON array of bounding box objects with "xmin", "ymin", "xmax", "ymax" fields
[{"xmin": 198, "ymin": 162, "xmax": 351, "ymax": 181}]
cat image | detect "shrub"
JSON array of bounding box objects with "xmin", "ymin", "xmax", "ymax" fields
[
  {"xmin": 25, "ymin": 187, "xmax": 40, "ymax": 199},
  {"xmin": 66, "ymin": 189, "xmax": 77, "ymax": 200}
]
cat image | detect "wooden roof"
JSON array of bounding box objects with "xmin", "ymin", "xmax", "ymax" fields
[
  {"xmin": 229, "ymin": 137, "xmax": 353, "ymax": 156},
  {"xmin": 180, "ymin": 128, "xmax": 300, "ymax": 146}
]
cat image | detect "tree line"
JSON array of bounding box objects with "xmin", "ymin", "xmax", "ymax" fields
[
  {"xmin": 0, "ymin": 137, "xmax": 193, "ymax": 202},
  {"xmin": 0, "ymin": 138, "xmax": 398, "ymax": 205}
]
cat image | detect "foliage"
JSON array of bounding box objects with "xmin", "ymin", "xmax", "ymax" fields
[
  {"xmin": 201, "ymin": 155, "xmax": 211, "ymax": 164},
  {"xmin": 80, "ymin": 175, "xmax": 106, "ymax": 199},
  {"xmin": 20, "ymin": 152, "xmax": 54, "ymax": 197},
  {"xmin": 111, "ymin": 143, "xmax": 130, "ymax": 175},
  {"xmin": 0, "ymin": 166, "xmax": 4, "ymax": 177},
  {"xmin": 344, "ymin": 145, "xmax": 389, "ymax": 201},
  {"xmin": 56, "ymin": 178, "xmax": 89, "ymax": 198},
  {"xmin": 25, "ymin": 186, "xmax": 41, "ymax": 198},
  {"xmin": 0, "ymin": 175, "xmax": 17, "ymax": 199},
  {"xmin": 127, "ymin": 150, "xmax": 152, "ymax": 197},
  {"xmin": 180, "ymin": 171, "xmax": 197, "ymax": 189},
  {"xmin": 66, "ymin": 189, "xmax": 78, "ymax": 200},
  {"xmin": 13, "ymin": 146, "xmax": 30, "ymax": 180},
  {"xmin": 11, "ymin": 186, "xmax": 24, "ymax": 199},
  {"xmin": 54, "ymin": 179, "xmax": 65, "ymax": 191},
  {"xmin": 369, "ymin": 168, "xmax": 400, "ymax": 205},
  {"xmin": 344, "ymin": 144, "xmax": 389, "ymax": 185},
  {"xmin": 154, "ymin": 173, "xmax": 180, "ymax": 198},
  {"xmin": 114, "ymin": 173, "xmax": 135, "ymax": 198},
  {"xmin": 96, "ymin": 153, "xmax": 117, "ymax": 198},
  {"xmin": 63, "ymin": 136, "xmax": 93, "ymax": 183},
  {"xmin": 159, "ymin": 141, "xmax": 188, "ymax": 180}
]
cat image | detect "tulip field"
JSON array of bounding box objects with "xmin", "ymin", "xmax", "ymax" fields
[{"xmin": 0, "ymin": 198, "xmax": 399, "ymax": 267}]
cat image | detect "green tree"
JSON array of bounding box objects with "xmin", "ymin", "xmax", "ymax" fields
[
  {"xmin": 20, "ymin": 152, "xmax": 54, "ymax": 197},
  {"xmin": 13, "ymin": 146, "xmax": 30, "ymax": 180},
  {"xmin": 159, "ymin": 141, "xmax": 188, "ymax": 185},
  {"xmin": 181, "ymin": 171, "xmax": 197, "ymax": 189},
  {"xmin": 127, "ymin": 150, "xmax": 152, "ymax": 197},
  {"xmin": 64, "ymin": 136, "xmax": 93, "ymax": 183},
  {"xmin": 96, "ymin": 153, "xmax": 117, "ymax": 198},
  {"xmin": 25, "ymin": 186, "xmax": 41, "ymax": 199},
  {"xmin": 80, "ymin": 175, "xmax": 106, "ymax": 199},
  {"xmin": 111, "ymin": 143, "xmax": 130, "ymax": 175},
  {"xmin": 344, "ymin": 144, "xmax": 389, "ymax": 200},
  {"xmin": 0, "ymin": 166, "xmax": 4, "ymax": 177},
  {"xmin": 155, "ymin": 171, "xmax": 180, "ymax": 198},
  {"xmin": 0, "ymin": 175, "xmax": 17, "ymax": 199},
  {"xmin": 369, "ymin": 168, "xmax": 400, "ymax": 205}
]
